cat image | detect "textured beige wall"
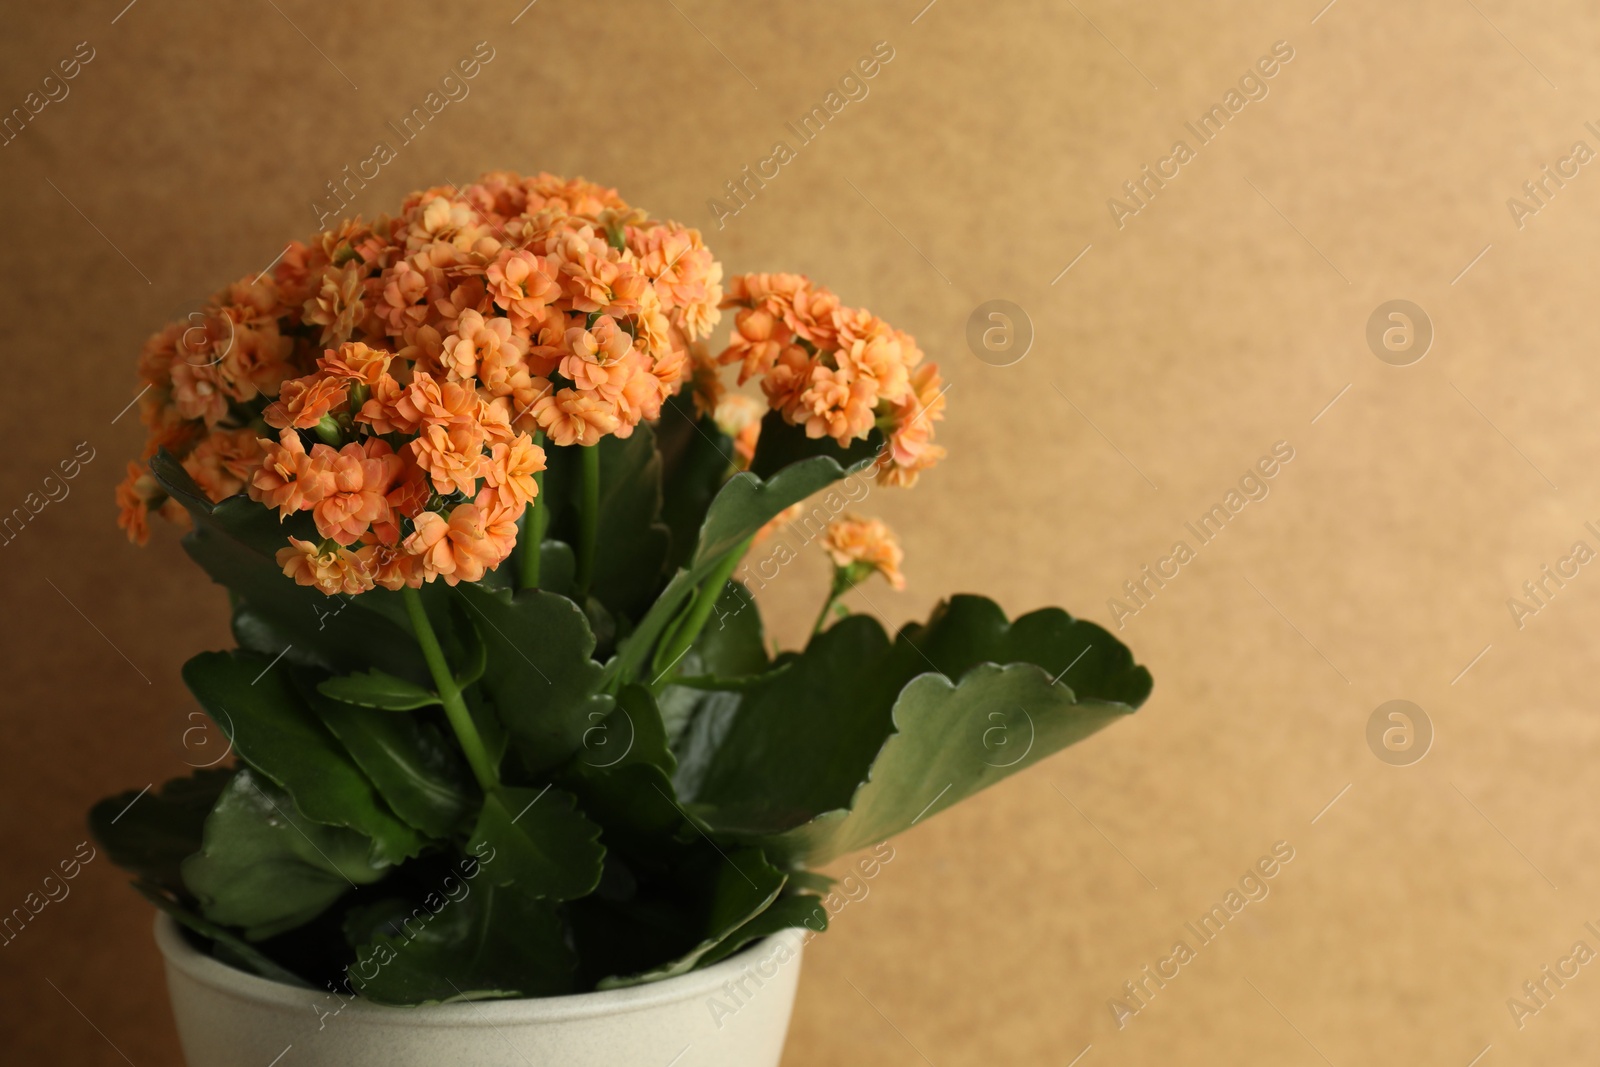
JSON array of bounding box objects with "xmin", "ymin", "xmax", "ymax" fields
[{"xmin": 3, "ymin": 1, "xmax": 1599, "ymax": 1064}]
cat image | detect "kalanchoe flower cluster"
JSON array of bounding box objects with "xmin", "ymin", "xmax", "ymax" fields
[
  {"xmin": 117, "ymin": 172, "xmax": 944, "ymax": 594},
  {"xmin": 715, "ymin": 273, "xmax": 946, "ymax": 486},
  {"xmin": 117, "ymin": 172, "xmax": 725, "ymax": 593}
]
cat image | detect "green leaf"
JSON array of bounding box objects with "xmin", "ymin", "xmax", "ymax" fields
[
  {"xmin": 183, "ymin": 651, "xmax": 422, "ymax": 865},
  {"xmin": 136, "ymin": 881, "xmax": 313, "ymax": 987},
  {"xmin": 675, "ymin": 595, "xmax": 1152, "ymax": 867},
  {"xmin": 455, "ymin": 586, "xmax": 613, "ymax": 774},
  {"xmin": 310, "ymin": 692, "xmax": 475, "ymax": 839},
  {"xmin": 596, "ymin": 848, "xmax": 786, "ymax": 988},
  {"xmin": 656, "ymin": 393, "xmax": 736, "ymax": 573},
  {"xmin": 588, "ymin": 423, "xmax": 671, "ymax": 621},
  {"xmin": 318, "ymin": 669, "xmax": 440, "ymax": 711},
  {"xmin": 467, "ymin": 786, "xmax": 605, "ymax": 901},
  {"xmin": 181, "ymin": 770, "xmax": 389, "ymax": 940},
  {"xmin": 150, "ymin": 452, "xmax": 426, "ymax": 684},
  {"xmin": 677, "ymin": 616, "xmax": 896, "ymax": 813},
  {"xmin": 693, "ymin": 580, "xmax": 769, "ymax": 679},
  {"xmin": 749, "ymin": 411, "xmax": 883, "ymax": 481},
  {"xmin": 343, "ymin": 881, "xmax": 576, "ymax": 1004},
  {"xmin": 764, "ymin": 664, "xmax": 1141, "ymax": 866},
  {"xmin": 609, "ymin": 449, "xmax": 875, "ymax": 688},
  {"xmin": 696, "ymin": 891, "xmax": 824, "ymax": 969},
  {"xmin": 90, "ymin": 770, "xmax": 232, "ymax": 891}
]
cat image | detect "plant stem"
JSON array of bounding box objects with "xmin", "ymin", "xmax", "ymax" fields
[
  {"xmin": 517, "ymin": 431, "xmax": 549, "ymax": 590},
  {"xmin": 401, "ymin": 586, "xmax": 498, "ymax": 793},
  {"xmin": 650, "ymin": 539, "xmax": 751, "ymax": 692},
  {"xmin": 575, "ymin": 444, "xmax": 601, "ymax": 596},
  {"xmin": 811, "ymin": 569, "xmax": 852, "ymax": 638}
]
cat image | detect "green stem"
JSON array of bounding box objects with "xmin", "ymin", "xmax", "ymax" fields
[
  {"xmin": 517, "ymin": 431, "xmax": 549, "ymax": 590},
  {"xmin": 575, "ymin": 444, "xmax": 601, "ymax": 596},
  {"xmin": 402, "ymin": 586, "xmax": 498, "ymax": 793},
  {"xmin": 650, "ymin": 539, "xmax": 751, "ymax": 692},
  {"xmin": 811, "ymin": 568, "xmax": 853, "ymax": 638}
]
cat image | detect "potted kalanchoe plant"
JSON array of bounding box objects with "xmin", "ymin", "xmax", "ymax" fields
[{"xmin": 94, "ymin": 171, "xmax": 1153, "ymax": 1067}]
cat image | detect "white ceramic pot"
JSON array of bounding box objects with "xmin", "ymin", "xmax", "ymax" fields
[{"xmin": 155, "ymin": 915, "xmax": 805, "ymax": 1066}]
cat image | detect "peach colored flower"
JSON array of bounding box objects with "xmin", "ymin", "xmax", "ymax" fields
[
  {"xmin": 402, "ymin": 496, "xmax": 516, "ymax": 586},
  {"xmin": 277, "ymin": 536, "xmax": 374, "ymax": 596},
  {"xmin": 833, "ymin": 308, "xmax": 910, "ymax": 404},
  {"xmin": 393, "ymin": 372, "xmax": 479, "ymax": 432},
  {"xmin": 303, "ymin": 263, "xmax": 367, "ymax": 347},
  {"xmin": 718, "ymin": 306, "xmax": 789, "ymax": 385},
  {"xmin": 355, "ymin": 373, "xmax": 409, "ymax": 435},
  {"xmin": 409, "ymin": 420, "xmax": 487, "ymax": 498},
  {"xmin": 714, "ymin": 393, "xmax": 763, "ymax": 470},
  {"xmin": 481, "ymin": 433, "xmax": 545, "ymax": 510},
  {"xmin": 361, "ymin": 540, "xmax": 425, "ymax": 590},
  {"xmin": 116, "ymin": 463, "xmax": 187, "ymax": 545},
  {"xmin": 440, "ymin": 309, "xmax": 519, "ymax": 382},
  {"xmin": 758, "ymin": 344, "xmax": 814, "ymax": 418},
  {"xmin": 319, "ymin": 341, "xmax": 393, "ymax": 386},
  {"xmin": 560, "ymin": 315, "xmax": 632, "ymax": 390},
  {"xmin": 169, "ymin": 357, "xmax": 232, "ymax": 426},
  {"xmin": 821, "ymin": 515, "xmax": 905, "ymax": 590},
  {"xmin": 182, "ymin": 429, "xmax": 264, "ymax": 503},
  {"xmin": 308, "ymin": 439, "xmax": 404, "ymax": 545},
  {"xmin": 798, "ymin": 365, "xmax": 877, "ymax": 446},
  {"xmin": 878, "ymin": 362, "xmax": 946, "ymax": 487},
  {"xmin": 486, "ymin": 248, "xmax": 560, "ymax": 330},
  {"xmin": 532, "ymin": 388, "xmax": 619, "ymax": 447},
  {"xmin": 263, "ymin": 373, "xmax": 350, "ymax": 431},
  {"xmin": 250, "ymin": 430, "xmax": 327, "ymax": 517}
]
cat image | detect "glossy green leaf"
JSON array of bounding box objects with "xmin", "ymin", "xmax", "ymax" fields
[
  {"xmin": 656, "ymin": 393, "xmax": 736, "ymax": 573},
  {"xmin": 455, "ymin": 586, "xmax": 613, "ymax": 774},
  {"xmin": 675, "ymin": 596, "xmax": 1151, "ymax": 866},
  {"xmin": 183, "ymin": 651, "xmax": 422, "ymax": 865},
  {"xmin": 588, "ymin": 423, "xmax": 671, "ymax": 620},
  {"xmin": 467, "ymin": 786, "xmax": 605, "ymax": 901},
  {"xmin": 311, "ymin": 693, "xmax": 475, "ymax": 839},
  {"xmin": 181, "ymin": 770, "xmax": 389, "ymax": 940},
  {"xmin": 150, "ymin": 452, "xmax": 425, "ymax": 683},
  {"xmin": 696, "ymin": 891, "xmax": 824, "ymax": 969},
  {"xmin": 317, "ymin": 669, "xmax": 440, "ymax": 711},
  {"xmin": 89, "ymin": 770, "xmax": 232, "ymax": 891},
  {"xmin": 596, "ymin": 848, "xmax": 786, "ymax": 988},
  {"xmin": 343, "ymin": 881, "xmax": 576, "ymax": 1004},
  {"xmin": 136, "ymin": 881, "xmax": 312, "ymax": 987},
  {"xmin": 609, "ymin": 449, "xmax": 874, "ymax": 687}
]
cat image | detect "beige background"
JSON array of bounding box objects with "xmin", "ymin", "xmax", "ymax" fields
[{"xmin": 3, "ymin": 1, "xmax": 1599, "ymax": 1063}]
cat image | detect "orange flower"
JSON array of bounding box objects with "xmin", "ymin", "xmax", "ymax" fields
[
  {"xmin": 440, "ymin": 310, "xmax": 520, "ymax": 382},
  {"xmin": 276, "ymin": 536, "xmax": 374, "ymax": 596},
  {"xmin": 182, "ymin": 428, "xmax": 264, "ymax": 503},
  {"xmin": 486, "ymin": 248, "xmax": 559, "ymax": 330},
  {"xmin": 393, "ymin": 372, "xmax": 479, "ymax": 432},
  {"xmin": 532, "ymin": 388, "xmax": 619, "ymax": 448},
  {"xmin": 263, "ymin": 373, "xmax": 349, "ymax": 431},
  {"xmin": 409, "ymin": 420, "xmax": 487, "ymax": 497},
  {"xmin": 402, "ymin": 496, "xmax": 517, "ymax": 586},
  {"xmin": 249, "ymin": 429, "xmax": 329, "ymax": 518},
  {"xmin": 116, "ymin": 463, "xmax": 187, "ymax": 545},
  {"xmin": 821, "ymin": 515, "xmax": 905, "ymax": 590},
  {"xmin": 308, "ymin": 439, "xmax": 404, "ymax": 545},
  {"xmin": 798, "ymin": 365, "xmax": 877, "ymax": 446},
  {"xmin": 169, "ymin": 357, "xmax": 232, "ymax": 426},
  {"xmin": 878, "ymin": 362, "xmax": 947, "ymax": 487},
  {"xmin": 319, "ymin": 341, "xmax": 393, "ymax": 386},
  {"xmin": 482, "ymin": 433, "xmax": 545, "ymax": 510}
]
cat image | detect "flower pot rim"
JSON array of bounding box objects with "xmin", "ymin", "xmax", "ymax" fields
[{"xmin": 154, "ymin": 913, "xmax": 806, "ymax": 1027}]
